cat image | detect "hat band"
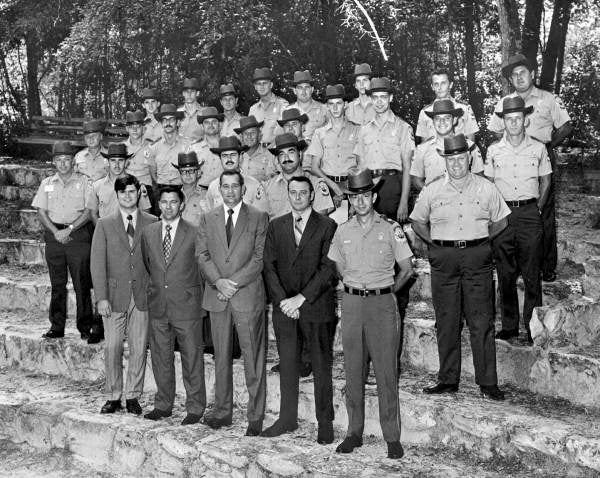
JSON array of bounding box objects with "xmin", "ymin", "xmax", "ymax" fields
[
  {"xmin": 501, "ymin": 107, "xmax": 529, "ymax": 115},
  {"xmin": 347, "ymin": 184, "xmax": 375, "ymax": 194},
  {"xmin": 443, "ymin": 146, "xmax": 468, "ymax": 155}
]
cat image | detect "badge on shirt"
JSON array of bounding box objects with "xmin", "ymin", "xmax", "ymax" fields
[
  {"xmin": 378, "ymin": 232, "xmax": 384, "ymax": 241},
  {"xmin": 144, "ymin": 150, "xmax": 150, "ymax": 158},
  {"xmin": 393, "ymin": 226, "xmax": 406, "ymax": 242},
  {"xmin": 319, "ymin": 182, "xmax": 330, "ymax": 196},
  {"xmin": 256, "ymin": 186, "xmax": 263, "ymax": 200},
  {"xmin": 44, "ymin": 185, "xmax": 54, "ymax": 192}
]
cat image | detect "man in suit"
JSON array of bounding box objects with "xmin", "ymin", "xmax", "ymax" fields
[
  {"xmin": 262, "ymin": 175, "xmax": 338, "ymax": 444},
  {"xmin": 91, "ymin": 174, "xmax": 157, "ymax": 415},
  {"xmin": 141, "ymin": 185, "xmax": 206, "ymax": 425},
  {"xmin": 196, "ymin": 170, "xmax": 269, "ymax": 436}
]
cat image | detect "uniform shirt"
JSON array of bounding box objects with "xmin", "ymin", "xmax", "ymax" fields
[
  {"xmin": 207, "ymin": 174, "xmax": 268, "ymax": 212},
  {"xmin": 149, "ymin": 136, "xmax": 189, "ymax": 185},
  {"xmin": 345, "ymin": 97, "xmax": 376, "ymax": 126},
  {"xmin": 410, "ymin": 173, "xmax": 510, "ymax": 241},
  {"xmin": 143, "ymin": 115, "xmax": 163, "ymax": 143},
  {"xmin": 416, "ymin": 98, "xmax": 479, "ymax": 139},
  {"xmin": 353, "ymin": 110, "xmax": 415, "ymax": 170},
  {"xmin": 87, "ymin": 175, "xmax": 151, "ymax": 218},
  {"xmin": 74, "ymin": 148, "xmax": 108, "ymax": 181},
  {"xmin": 410, "ymin": 137, "xmax": 484, "ymax": 184},
  {"xmin": 248, "ymin": 94, "xmax": 289, "ymax": 144},
  {"xmin": 484, "ymin": 134, "xmax": 552, "ymax": 201},
  {"xmin": 122, "ymin": 138, "xmax": 156, "ymax": 186},
  {"xmin": 328, "ymin": 213, "xmax": 413, "ymax": 289},
  {"xmin": 306, "ymin": 119, "xmax": 360, "ymax": 176},
  {"xmin": 178, "ymin": 102, "xmax": 205, "ymax": 142},
  {"xmin": 181, "ymin": 184, "xmax": 210, "ymax": 227},
  {"xmin": 240, "ymin": 145, "xmax": 278, "ymax": 182},
  {"xmin": 220, "ymin": 111, "xmax": 242, "ymax": 138},
  {"xmin": 286, "ymin": 100, "xmax": 329, "ymax": 141},
  {"xmin": 32, "ymin": 172, "xmax": 92, "ymax": 224},
  {"xmin": 264, "ymin": 171, "xmax": 333, "ymax": 219},
  {"xmin": 189, "ymin": 140, "xmax": 223, "ymax": 188},
  {"xmin": 487, "ymin": 87, "xmax": 571, "ymax": 144}
]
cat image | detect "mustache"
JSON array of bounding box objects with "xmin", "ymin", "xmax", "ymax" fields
[{"xmin": 282, "ymin": 160, "xmax": 294, "ymax": 164}]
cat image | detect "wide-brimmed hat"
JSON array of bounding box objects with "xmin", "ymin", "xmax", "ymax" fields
[
  {"xmin": 436, "ymin": 134, "xmax": 470, "ymax": 156},
  {"xmin": 277, "ymin": 108, "xmax": 308, "ymax": 126},
  {"xmin": 342, "ymin": 167, "xmax": 382, "ymax": 195},
  {"xmin": 155, "ymin": 104, "xmax": 184, "ymax": 120},
  {"xmin": 83, "ymin": 119, "xmax": 106, "ymax": 134},
  {"xmin": 182, "ymin": 78, "xmax": 201, "ymax": 91},
  {"xmin": 325, "ymin": 84, "xmax": 346, "ymax": 100},
  {"xmin": 209, "ymin": 136, "xmax": 249, "ymax": 154},
  {"xmin": 219, "ymin": 84, "xmax": 237, "ymax": 97},
  {"xmin": 125, "ymin": 110, "xmax": 145, "ymax": 124},
  {"xmin": 172, "ymin": 151, "xmax": 202, "ymax": 169},
  {"xmin": 268, "ymin": 133, "xmax": 308, "ymax": 156},
  {"xmin": 252, "ymin": 67, "xmax": 273, "ymax": 83},
  {"xmin": 101, "ymin": 143, "xmax": 133, "ymax": 159},
  {"xmin": 293, "ymin": 70, "xmax": 313, "ymax": 86},
  {"xmin": 425, "ymin": 99, "xmax": 464, "ymax": 119},
  {"xmin": 494, "ymin": 96, "xmax": 534, "ymax": 117},
  {"xmin": 366, "ymin": 77, "xmax": 392, "ymax": 95},
  {"xmin": 501, "ymin": 53, "xmax": 538, "ymax": 80},
  {"xmin": 196, "ymin": 106, "xmax": 224, "ymax": 124},
  {"xmin": 140, "ymin": 88, "xmax": 159, "ymax": 100},
  {"xmin": 234, "ymin": 115, "xmax": 264, "ymax": 134},
  {"xmin": 52, "ymin": 141, "xmax": 75, "ymax": 157},
  {"xmin": 353, "ymin": 63, "xmax": 373, "ymax": 78}
]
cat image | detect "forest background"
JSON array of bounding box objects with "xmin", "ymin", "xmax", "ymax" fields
[{"xmin": 0, "ymin": 0, "xmax": 597, "ymax": 153}]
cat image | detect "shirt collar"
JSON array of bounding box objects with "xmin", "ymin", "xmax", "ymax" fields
[
  {"xmin": 120, "ymin": 208, "xmax": 138, "ymax": 226},
  {"xmin": 223, "ymin": 200, "xmax": 243, "ymax": 216},
  {"xmin": 162, "ymin": 215, "xmax": 180, "ymax": 230},
  {"xmin": 294, "ymin": 207, "xmax": 312, "ymax": 223}
]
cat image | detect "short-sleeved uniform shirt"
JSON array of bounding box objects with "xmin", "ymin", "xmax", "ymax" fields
[
  {"xmin": 74, "ymin": 148, "xmax": 108, "ymax": 181},
  {"xmin": 345, "ymin": 97, "xmax": 376, "ymax": 126},
  {"xmin": 410, "ymin": 173, "xmax": 511, "ymax": 241},
  {"xmin": 148, "ymin": 136, "xmax": 189, "ymax": 185},
  {"xmin": 240, "ymin": 145, "xmax": 278, "ymax": 182},
  {"xmin": 353, "ymin": 110, "xmax": 415, "ymax": 170},
  {"xmin": 264, "ymin": 171, "xmax": 333, "ymax": 219},
  {"xmin": 189, "ymin": 140, "xmax": 223, "ymax": 188},
  {"xmin": 206, "ymin": 174, "xmax": 268, "ymax": 212},
  {"xmin": 484, "ymin": 135, "xmax": 552, "ymax": 201},
  {"xmin": 178, "ymin": 103, "xmax": 205, "ymax": 143},
  {"xmin": 32, "ymin": 172, "xmax": 92, "ymax": 224},
  {"xmin": 87, "ymin": 175, "xmax": 151, "ymax": 218},
  {"xmin": 181, "ymin": 184, "xmax": 210, "ymax": 227},
  {"xmin": 248, "ymin": 94, "xmax": 289, "ymax": 144},
  {"xmin": 143, "ymin": 115, "xmax": 163, "ymax": 143},
  {"xmin": 122, "ymin": 138, "xmax": 156, "ymax": 186},
  {"xmin": 487, "ymin": 87, "xmax": 571, "ymax": 144},
  {"xmin": 328, "ymin": 213, "xmax": 413, "ymax": 289},
  {"xmin": 306, "ymin": 119, "xmax": 360, "ymax": 176},
  {"xmin": 410, "ymin": 137, "xmax": 484, "ymax": 184},
  {"xmin": 416, "ymin": 98, "xmax": 479, "ymax": 139},
  {"xmin": 220, "ymin": 111, "xmax": 242, "ymax": 138},
  {"xmin": 285, "ymin": 100, "xmax": 329, "ymax": 142}
]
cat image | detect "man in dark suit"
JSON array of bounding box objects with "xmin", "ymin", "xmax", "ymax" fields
[
  {"xmin": 196, "ymin": 170, "xmax": 269, "ymax": 436},
  {"xmin": 91, "ymin": 175, "xmax": 157, "ymax": 415},
  {"xmin": 261, "ymin": 175, "xmax": 338, "ymax": 444},
  {"xmin": 141, "ymin": 185, "xmax": 206, "ymax": 425}
]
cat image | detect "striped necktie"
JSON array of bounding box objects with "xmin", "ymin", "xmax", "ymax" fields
[
  {"xmin": 163, "ymin": 224, "xmax": 172, "ymax": 260},
  {"xmin": 294, "ymin": 215, "xmax": 303, "ymax": 246}
]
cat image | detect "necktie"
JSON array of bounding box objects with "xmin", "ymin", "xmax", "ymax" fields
[
  {"xmin": 163, "ymin": 224, "xmax": 172, "ymax": 261},
  {"xmin": 126, "ymin": 214, "xmax": 135, "ymax": 241},
  {"xmin": 294, "ymin": 215, "xmax": 303, "ymax": 246},
  {"xmin": 226, "ymin": 209, "xmax": 234, "ymax": 245}
]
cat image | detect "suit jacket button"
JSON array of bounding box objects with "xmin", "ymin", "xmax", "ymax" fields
[{"xmin": 164, "ymin": 285, "xmax": 168, "ymax": 288}]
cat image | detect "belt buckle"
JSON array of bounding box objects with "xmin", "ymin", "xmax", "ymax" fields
[
  {"xmin": 457, "ymin": 240, "xmax": 467, "ymax": 249},
  {"xmin": 359, "ymin": 288, "xmax": 369, "ymax": 297}
]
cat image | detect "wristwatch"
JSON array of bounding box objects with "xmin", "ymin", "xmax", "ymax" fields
[{"xmin": 68, "ymin": 224, "xmax": 74, "ymax": 231}]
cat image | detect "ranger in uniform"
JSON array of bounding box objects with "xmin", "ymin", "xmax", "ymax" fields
[
  {"xmin": 236, "ymin": 116, "xmax": 278, "ymax": 182},
  {"xmin": 178, "ymin": 77, "xmax": 205, "ymax": 143},
  {"xmin": 285, "ymin": 70, "xmax": 328, "ymax": 143},
  {"xmin": 248, "ymin": 67, "xmax": 289, "ymax": 145},
  {"xmin": 174, "ymin": 151, "xmax": 210, "ymax": 228},
  {"xmin": 345, "ymin": 63, "xmax": 376, "ymax": 126},
  {"xmin": 410, "ymin": 135, "xmax": 510, "ymax": 401},
  {"xmin": 486, "ymin": 97, "xmax": 552, "ymax": 344},
  {"xmin": 277, "ymin": 108, "xmax": 310, "ymax": 170},
  {"xmin": 327, "ymin": 167, "xmax": 413, "ymax": 460},
  {"xmin": 74, "ymin": 119, "xmax": 108, "ymax": 181},
  {"xmin": 32, "ymin": 141, "xmax": 103, "ymax": 344},
  {"xmin": 190, "ymin": 106, "xmax": 224, "ymax": 188},
  {"xmin": 140, "ymin": 88, "xmax": 163, "ymax": 143},
  {"xmin": 219, "ymin": 84, "xmax": 242, "ymax": 137}
]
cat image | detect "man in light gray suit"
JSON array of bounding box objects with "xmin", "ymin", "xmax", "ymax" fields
[
  {"xmin": 141, "ymin": 185, "xmax": 206, "ymax": 425},
  {"xmin": 196, "ymin": 170, "xmax": 269, "ymax": 436},
  {"xmin": 91, "ymin": 174, "xmax": 157, "ymax": 415}
]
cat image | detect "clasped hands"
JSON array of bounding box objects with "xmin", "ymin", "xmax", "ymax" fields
[
  {"xmin": 54, "ymin": 228, "xmax": 72, "ymax": 244},
  {"xmin": 279, "ymin": 294, "xmax": 306, "ymax": 320},
  {"xmin": 215, "ymin": 278, "xmax": 239, "ymax": 301}
]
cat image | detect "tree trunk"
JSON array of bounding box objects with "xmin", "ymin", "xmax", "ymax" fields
[
  {"xmin": 25, "ymin": 31, "xmax": 42, "ymax": 117},
  {"xmin": 521, "ymin": 0, "xmax": 544, "ymax": 61},
  {"xmin": 463, "ymin": 0, "xmax": 481, "ymax": 120},
  {"xmin": 539, "ymin": 0, "xmax": 572, "ymax": 91},
  {"xmin": 497, "ymin": 0, "xmax": 521, "ymax": 94},
  {"xmin": 554, "ymin": 13, "xmax": 569, "ymax": 95}
]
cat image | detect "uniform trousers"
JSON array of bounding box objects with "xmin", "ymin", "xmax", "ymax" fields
[
  {"xmin": 374, "ymin": 171, "xmax": 402, "ymax": 219},
  {"xmin": 492, "ymin": 202, "xmax": 542, "ymax": 333},
  {"xmin": 429, "ymin": 242, "xmax": 498, "ymax": 386},
  {"xmin": 149, "ymin": 317, "xmax": 205, "ymax": 415},
  {"xmin": 210, "ymin": 303, "xmax": 266, "ymax": 423},
  {"xmin": 103, "ymin": 294, "xmax": 149, "ymax": 400},
  {"xmin": 542, "ymin": 146, "xmax": 558, "ymax": 274},
  {"xmin": 44, "ymin": 224, "xmax": 100, "ymax": 335},
  {"xmin": 272, "ymin": 310, "xmax": 336, "ymax": 425},
  {"xmin": 341, "ymin": 292, "xmax": 401, "ymax": 442}
]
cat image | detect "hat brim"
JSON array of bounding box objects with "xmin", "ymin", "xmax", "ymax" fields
[
  {"xmin": 342, "ymin": 176, "xmax": 383, "ymax": 195},
  {"xmin": 277, "ymin": 113, "xmax": 309, "ymax": 126},
  {"xmin": 209, "ymin": 145, "xmax": 250, "ymax": 154},
  {"xmin": 233, "ymin": 121, "xmax": 264, "ymax": 134},
  {"xmin": 197, "ymin": 114, "xmax": 225, "ymax": 124},
  {"xmin": 220, "ymin": 92, "xmax": 238, "ymax": 98},
  {"xmin": 269, "ymin": 139, "xmax": 308, "ymax": 156},
  {"xmin": 353, "ymin": 72, "xmax": 373, "ymax": 79},
  {"xmin": 501, "ymin": 59, "xmax": 537, "ymax": 79},
  {"xmin": 172, "ymin": 162, "xmax": 202, "ymax": 170},
  {"xmin": 366, "ymin": 87, "xmax": 392, "ymax": 95},
  {"xmin": 252, "ymin": 76, "xmax": 273, "ymax": 83},
  {"xmin": 101, "ymin": 152, "xmax": 134, "ymax": 160},
  {"xmin": 425, "ymin": 108, "xmax": 464, "ymax": 119},
  {"xmin": 436, "ymin": 148, "xmax": 470, "ymax": 157},
  {"xmin": 495, "ymin": 105, "xmax": 534, "ymax": 118},
  {"xmin": 155, "ymin": 111, "xmax": 184, "ymax": 120}
]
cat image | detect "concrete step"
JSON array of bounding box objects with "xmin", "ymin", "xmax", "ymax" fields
[
  {"xmin": 0, "ymin": 271, "xmax": 75, "ymax": 314},
  {"xmin": 0, "ymin": 208, "xmax": 43, "ymax": 235}
]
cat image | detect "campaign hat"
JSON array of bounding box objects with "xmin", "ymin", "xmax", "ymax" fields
[
  {"xmin": 494, "ymin": 96, "xmax": 534, "ymax": 117},
  {"xmin": 101, "ymin": 143, "xmax": 133, "ymax": 159},
  {"xmin": 155, "ymin": 104, "xmax": 184, "ymax": 120},
  {"xmin": 219, "ymin": 84, "xmax": 238, "ymax": 97},
  {"xmin": 353, "ymin": 63, "xmax": 373, "ymax": 78},
  {"xmin": 125, "ymin": 110, "xmax": 145, "ymax": 124},
  {"xmin": 342, "ymin": 167, "xmax": 382, "ymax": 195},
  {"xmin": 233, "ymin": 115, "xmax": 264, "ymax": 134},
  {"xmin": 172, "ymin": 151, "xmax": 202, "ymax": 169},
  {"xmin": 424, "ymin": 99, "xmax": 464, "ymax": 119},
  {"xmin": 196, "ymin": 106, "xmax": 225, "ymax": 124},
  {"xmin": 209, "ymin": 136, "xmax": 249, "ymax": 154},
  {"xmin": 268, "ymin": 133, "xmax": 307, "ymax": 156},
  {"xmin": 501, "ymin": 53, "xmax": 538, "ymax": 80},
  {"xmin": 277, "ymin": 108, "xmax": 308, "ymax": 126},
  {"xmin": 436, "ymin": 134, "xmax": 470, "ymax": 156},
  {"xmin": 366, "ymin": 77, "xmax": 392, "ymax": 95}
]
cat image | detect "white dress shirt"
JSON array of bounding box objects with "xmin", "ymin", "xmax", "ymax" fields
[
  {"xmin": 223, "ymin": 201, "xmax": 243, "ymax": 227},
  {"xmin": 162, "ymin": 216, "xmax": 181, "ymax": 240}
]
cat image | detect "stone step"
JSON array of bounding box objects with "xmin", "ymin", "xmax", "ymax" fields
[
  {"xmin": 0, "ymin": 163, "xmax": 53, "ymax": 188},
  {"xmin": 0, "ymin": 184, "xmax": 37, "ymax": 201},
  {"xmin": 0, "ymin": 208, "xmax": 43, "ymax": 235},
  {"xmin": 0, "ymin": 272, "xmax": 76, "ymax": 314},
  {"xmin": 0, "ymin": 239, "xmax": 45, "ymax": 265}
]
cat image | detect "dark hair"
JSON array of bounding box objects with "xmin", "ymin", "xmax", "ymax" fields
[
  {"xmin": 431, "ymin": 67, "xmax": 454, "ymax": 83},
  {"xmin": 158, "ymin": 184, "xmax": 184, "ymax": 202},
  {"xmin": 288, "ymin": 175, "xmax": 314, "ymax": 194},
  {"xmin": 219, "ymin": 170, "xmax": 244, "ymax": 187},
  {"xmin": 114, "ymin": 174, "xmax": 140, "ymax": 193}
]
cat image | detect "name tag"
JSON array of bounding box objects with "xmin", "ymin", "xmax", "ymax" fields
[
  {"xmin": 343, "ymin": 240, "xmax": 351, "ymax": 244},
  {"xmin": 44, "ymin": 185, "xmax": 54, "ymax": 192}
]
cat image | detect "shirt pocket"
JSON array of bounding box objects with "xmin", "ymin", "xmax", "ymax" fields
[
  {"xmin": 430, "ymin": 198, "xmax": 453, "ymax": 224},
  {"xmin": 472, "ymin": 197, "xmax": 490, "ymax": 220},
  {"xmin": 523, "ymin": 157, "xmax": 539, "ymax": 178},
  {"xmin": 381, "ymin": 137, "xmax": 402, "ymax": 163}
]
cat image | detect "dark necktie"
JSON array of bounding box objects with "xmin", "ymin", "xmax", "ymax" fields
[
  {"xmin": 226, "ymin": 209, "xmax": 234, "ymax": 245},
  {"xmin": 163, "ymin": 224, "xmax": 172, "ymax": 261},
  {"xmin": 294, "ymin": 215, "xmax": 303, "ymax": 246},
  {"xmin": 126, "ymin": 214, "xmax": 135, "ymax": 241}
]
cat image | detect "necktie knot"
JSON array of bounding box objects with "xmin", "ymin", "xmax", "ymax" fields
[
  {"xmin": 294, "ymin": 215, "xmax": 303, "ymax": 246},
  {"xmin": 166, "ymin": 224, "xmax": 172, "ymax": 232},
  {"xmin": 126, "ymin": 214, "xmax": 135, "ymax": 240},
  {"xmin": 127, "ymin": 214, "xmax": 133, "ymax": 221},
  {"xmin": 228, "ymin": 209, "xmax": 234, "ymax": 217}
]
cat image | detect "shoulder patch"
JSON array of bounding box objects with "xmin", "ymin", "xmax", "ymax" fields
[
  {"xmin": 318, "ymin": 181, "xmax": 330, "ymax": 196},
  {"xmin": 256, "ymin": 185, "xmax": 264, "ymax": 200},
  {"xmin": 393, "ymin": 226, "xmax": 406, "ymax": 242}
]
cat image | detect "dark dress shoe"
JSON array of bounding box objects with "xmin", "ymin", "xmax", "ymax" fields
[
  {"xmin": 495, "ymin": 329, "xmax": 519, "ymax": 340},
  {"xmin": 271, "ymin": 362, "xmax": 280, "ymax": 373},
  {"xmin": 335, "ymin": 435, "xmax": 362, "ymax": 453},
  {"xmin": 300, "ymin": 362, "xmax": 312, "ymax": 378},
  {"xmin": 260, "ymin": 420, "xmax": 298, "ymax": 437},
  {"xmin": 542, "ymin": 270, "xmax": 557, "ymax": 282},
  {"xmin": 87, "ymin": 333, "xmax": 104, "ymax": 344},
  {"xmin": 245, "ymin": 420, "xmax": 263, "ymax": 436},
  {"xmin": 42, "ymin": 330, "xmax": 64, "ymax": 339},
  {"xmin": 125, "ymin": 398, "xmax": 142, "ymax": 415},
  {"xmin": 480, "ymin": 385, "xmax": 505, "ymax": 401},
  {"xmin": 204, "ymin": 415, "xmax": 232, "ymax": 429},
  {"xmin": 317, "ymin": 421, "xmax": 334, "ymax": 444},
  {"xmin": 181, "ymin": 413, "xmax": 202, "ymax": 425},
  {"xmin": 422, "ymin": 383, "xmax": 458, "ymax": 394},
  {"xmin": 387, "ymin": 441, "xmax": 404, "ymax": 459},
  {"xmin": 144, "ymin": 408, "xmax": 172, "ymax": 420},
  {"xmin": 100, "ymin": 400, "xmax": 122, "ymax": 414}
]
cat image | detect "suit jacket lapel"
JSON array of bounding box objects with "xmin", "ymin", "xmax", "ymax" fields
[
  {"xmin": 214, "ymin": 207, "xmax": 227, "ymax": 248},
  {"xmin": 111, "ymin": 211, "xmax": 131, "ymax": 251},
  {"xmin": 167, "ymin": 219, "xmax": 187, "ymax": 265},
  {"xmin": 228, "ymin": 203, "xmax": 248, "ymax": 251},
  {"xmin": 131, "ymin": 210, "xmax": 146, "ymax": 250},
  {"xmin": 155, "ymin": 221, "xmax": 166, "ymax": 268}
]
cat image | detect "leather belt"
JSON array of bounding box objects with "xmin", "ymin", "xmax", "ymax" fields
[
  {"xmin": 343, "ymin": 285, "xmax": 393, "ymax": 297},
  {"xmin": 432, "ymin": 238, "xmax": 489, "ymax": 249},
  {"xmin": 327, "ymin": 175, "xmax": 348, "ymax": 182},
  {"xmin": 371, "ymin": 169, "xmax": 399, "ymax": 176},
  {"xmin": 260, "ymin": 142, "xmax": 271, "ymax": 148},
  {"xmin": 51, "ymin": 222, "xmax": 70, "ymax": 230},
  {"xmin": 505, "ymin": 198, "xmax": 536, "ymax": 207}
]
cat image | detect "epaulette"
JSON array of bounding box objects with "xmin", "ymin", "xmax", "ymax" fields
[
  {"xmin": 380, "ymin": 214, "xmax": 399, "ymax": 227},
  {"xmin": 425, "ymin": 136, "xmax": 436, "ymax": 143},
  {"xmin": 425, "ymin": 174, "xmax": 444, "ymax": 187}
]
